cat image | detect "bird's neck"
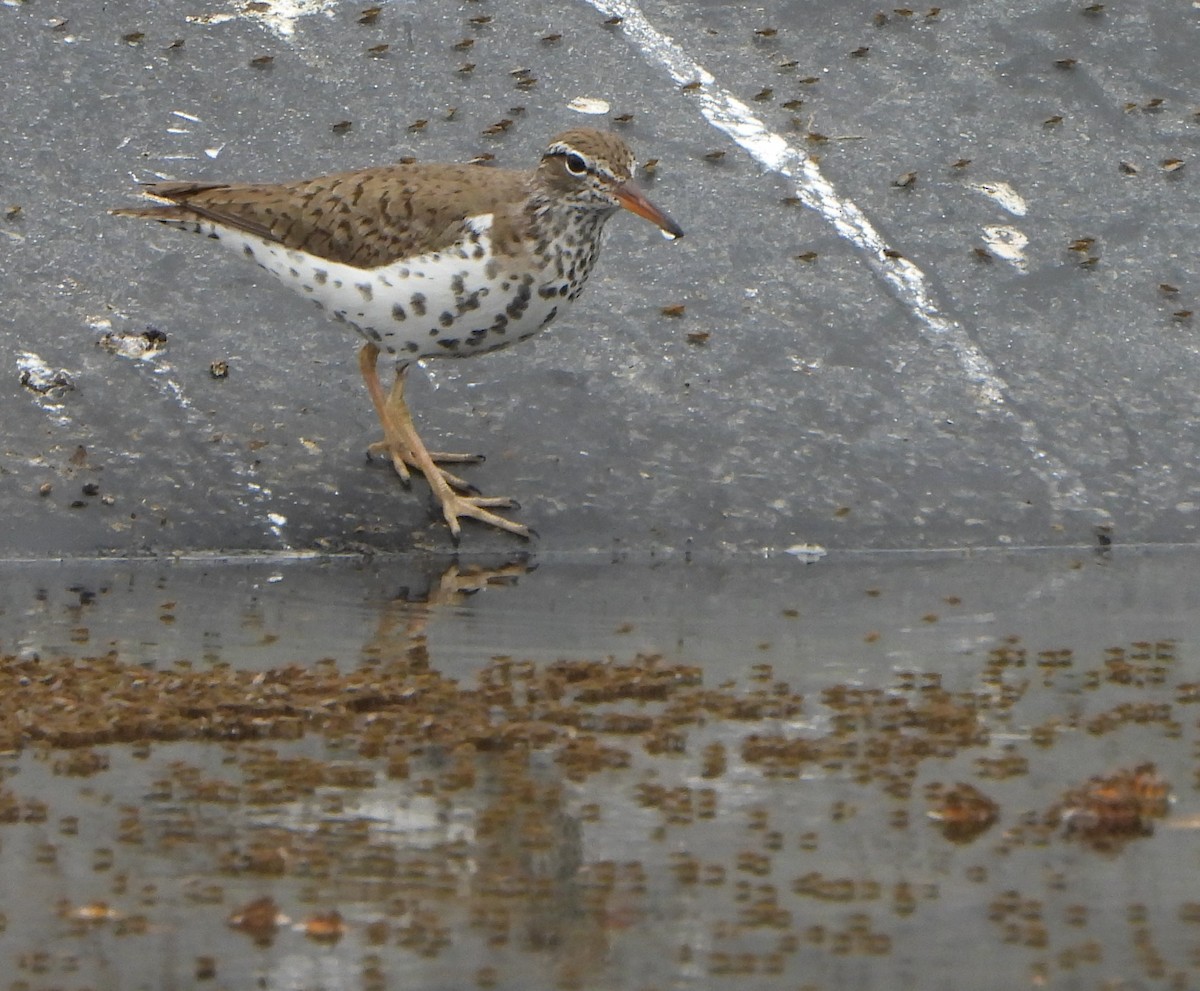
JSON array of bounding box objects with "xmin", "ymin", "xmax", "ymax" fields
[{"xmin": 527, "ymin": 194, "xmax": 614, "ymax": 248}]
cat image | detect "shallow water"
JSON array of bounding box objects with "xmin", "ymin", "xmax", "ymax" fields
[{"xmin": 1, "ymin": 550, "xmax": 1196, "ymax": 990}]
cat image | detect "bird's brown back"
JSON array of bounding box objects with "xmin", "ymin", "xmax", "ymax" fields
[{"xmin": 125, "ymin": 162, "xmax": 536, "ymax": 268}]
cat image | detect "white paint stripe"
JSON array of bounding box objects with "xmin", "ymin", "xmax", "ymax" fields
[
  {"xmin": 587, "ymin": 0, "xmax": 1005, "ymax": 404},
  {"xmin": 586, "ymin": 0, "xmax": 1095, "ymax": 514}
]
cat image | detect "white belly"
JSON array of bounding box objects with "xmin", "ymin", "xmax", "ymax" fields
[{"xmin": 206, "ymin": 215, "xmax": 577, "ymax": 362}]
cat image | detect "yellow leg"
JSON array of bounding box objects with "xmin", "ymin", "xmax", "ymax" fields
[
  {"xmin": 369, "ymin": 376, "xmax": 485, "ymax": 492},
  {"xmin": 358, "ymin": 343, "xmax": 414, "ymax": 482},
  {"xmin": 357, "ymin": 343, "xmax": 532, "ymax": 539}
]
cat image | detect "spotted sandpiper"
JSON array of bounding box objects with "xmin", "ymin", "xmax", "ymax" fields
[{"xmin": 113, "ymin": 128, "xmax": 683, "ymax": 539}]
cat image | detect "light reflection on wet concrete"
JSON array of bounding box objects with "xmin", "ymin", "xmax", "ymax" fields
[{"xmin": 0, "ymin": 550, "xmax": 1197, "ymax": 989}]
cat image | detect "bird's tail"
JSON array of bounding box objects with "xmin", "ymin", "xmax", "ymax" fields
[
  {"xmin": 109, "ymin": 204, "xmax": 198, "ymax": 223},
  {"xmin": 110, "ymin": 182, "xmax": 227, "ymax": 223}
]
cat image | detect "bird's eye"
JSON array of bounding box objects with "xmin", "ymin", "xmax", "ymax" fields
[{"xmin": 564, "ymin": 153, "xmax": 588, "ymax": 176}]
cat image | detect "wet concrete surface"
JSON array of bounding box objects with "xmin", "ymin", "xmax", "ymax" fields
[
  {"xmin": 1, "ymin": 550, "xmax": 1199, "ymax": 990},
  {"xmin": 3, "ymin": 0, "xmax": 1200, "ymax": 988}
]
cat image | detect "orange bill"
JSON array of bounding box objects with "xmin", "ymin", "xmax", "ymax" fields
[{"xmin": 614, "ymin": 181, "xmax": 684, "ymax": 240}]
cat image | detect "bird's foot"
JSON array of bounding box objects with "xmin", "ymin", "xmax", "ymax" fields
[
  {"xmin": 368, "ymin": 440, "xmax": 482, "ymax": 493},
  {"xmin": 437, "ymin": 491, "xmax": 533, "ymax": 540},
  {"xmin": 369, "ymin": 439, "xmax": 483, "ymax": 465}
]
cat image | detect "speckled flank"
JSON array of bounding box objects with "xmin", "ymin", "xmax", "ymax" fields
[{"xmin": 200, "ymin": 200, "xmax": 605, "ymax": 363}]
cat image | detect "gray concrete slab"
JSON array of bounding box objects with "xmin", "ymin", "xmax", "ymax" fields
[{"xmin": 3, "ymin": 0, "xmax": 1198, "ymax": 555}]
